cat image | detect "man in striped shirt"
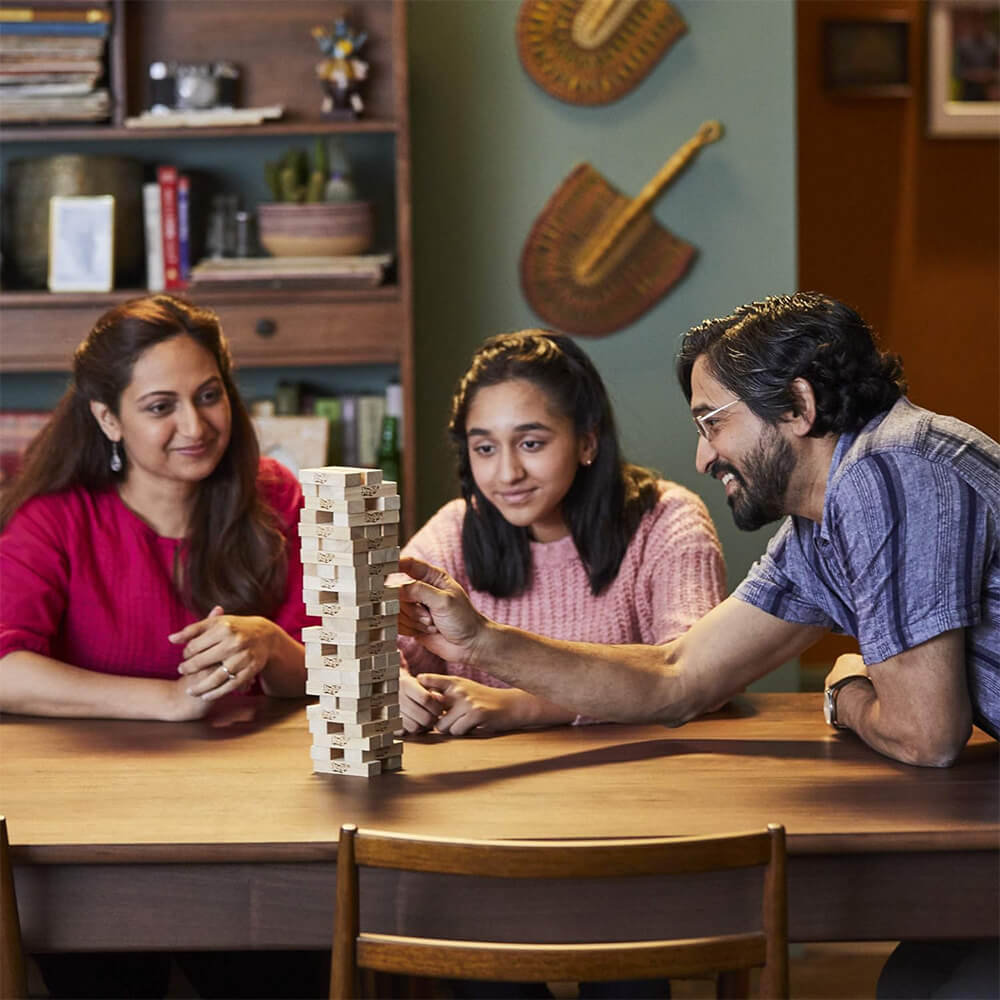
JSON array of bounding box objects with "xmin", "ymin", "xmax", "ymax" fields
[
  {"xmin": 402, "ymin": 292, "xmax": 998, "ymax": 771},
  {"xmin": 677, "ymin": 292, "xmax": 999, "ymax": 766}
]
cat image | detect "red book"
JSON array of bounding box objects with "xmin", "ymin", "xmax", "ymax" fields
[{"xmin": 157, "ymin": 165, "xmax": 183, "ymax": 290}]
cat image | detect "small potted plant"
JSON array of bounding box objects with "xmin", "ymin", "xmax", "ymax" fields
[{"xmin": 257, "ymin": 139, "xmax": 373, "ymax": 257}]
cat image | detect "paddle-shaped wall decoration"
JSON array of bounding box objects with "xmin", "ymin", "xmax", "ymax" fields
[
  {"xmin": 517, "ymin": 0, "xmax": 687, "ymax": 106},
  {"xmin": 520, "ymin": 120, "xmax": 724, "ymax": 337}
]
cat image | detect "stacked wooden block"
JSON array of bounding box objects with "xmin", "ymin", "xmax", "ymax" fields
[{"xmin": 299, "ymin": 466, "xmax": 403, "ymax": 777}]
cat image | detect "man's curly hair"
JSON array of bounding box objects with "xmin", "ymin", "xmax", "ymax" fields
[{"xmin": 676, "ymin": 292, "xmax": 907, "ymax": 436}]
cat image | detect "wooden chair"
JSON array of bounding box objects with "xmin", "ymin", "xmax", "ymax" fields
[
  {"xmin": 1, "ymin": 816, "xmax": 27, "ymax": 999},
  {"xmin": 330, "ymin": 823, "xmax": 788, "ymax": 999}
]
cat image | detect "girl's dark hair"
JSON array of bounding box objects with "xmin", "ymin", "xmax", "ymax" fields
[
  {"xmin": 1, "ymin": 294, "xmax": 286, "ymax": 616},
  {"xmin": 449, "ymin": 330, "xmax": 659, "ymax": 597},
  {"xmin": 676, "ymin": 292, "xmax": 907, "ymax": 436}
]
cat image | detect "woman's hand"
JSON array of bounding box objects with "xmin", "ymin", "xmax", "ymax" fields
[
  {"xmin": 170, "ymin": 606, "xmax": 278, "ymax": 701},
  {"xmin": 399, "ymin": 669, "xmax": 445, "ymax": 734},
  {"xmin": 417, "ymin": 674, "xmax": 557, "ymax": 736}
]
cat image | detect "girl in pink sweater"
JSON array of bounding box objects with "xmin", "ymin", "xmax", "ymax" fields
[
  {"xmin": 400, "ymin": 330, "xmax": 725, "ymax": 735},
  {"xmin": 0, "ymin": 295, "xmax": 310, "ymax": 722}
]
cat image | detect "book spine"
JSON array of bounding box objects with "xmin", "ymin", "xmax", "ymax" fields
[
  {"xmin": 157, "ymin": 165, "xmax": 183, "ymax": 290},
  {"xmin": 177, "ymin": 174, "xmax": 191, "ymax": 282},
  {"xmin": 340, "ymin": 395, "xmax": 359, "ymax": 468},
  {"xmin": 142, "ymin": 182, "xmax": 165, "ymax": 292},
  {"xmin": 357, "ymin": 394, "xmax": 386, "ymax": 468},
  {"xmin": 0, "ymin": 21, "xmax": 108, "ymax": 35},
  {"xmin": 0, "ymin": 7, "xmax": 111, "ymax": 23}
]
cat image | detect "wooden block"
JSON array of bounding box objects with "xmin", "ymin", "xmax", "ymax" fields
[
  {"xmin": 326, "ymin": 508, "xmax": 401, "ymax": 528},
  {"xmin": 301, "ymin": 630, "xmax": 395, "ymax": 659},
  {"xmin": 305, "ymin": 707, "xmax": 395, "ymax": 737},
  {"xmin": 368, "ymin": 546, "xmax": 400, "ymax": 565},
  {"xmin": 302, "ymin": 480, "xmax": 396, "ymax": 501},
  {"xmin": 303, "ymin": 647, "xmax": 401, "ymax": 671},
  {"xmin": 365, "ymin": 495, "xmax": 401, "ymax": 511},
  {"xmin": 317, "ymin": 701, "xmax": 400, "ymax": 725},
  {"xmin": 302, "ymin": 495, "xmax": 366, "ymax": 513},
  {"xmin": 296, "ymin": 523, "xmax": 370, "ymax": 541},
  {"xmin": 306, "ymin": 672, "xmax": 399, "ymax": 698},
  {"xmin": 365, "ymin": 523, "xmax": 399, "ymax": 539},
  {"xmin": 299, "ymin": 541, "xmax": 370, "ymax": 564},
  {"xmin": 300, "ymin": 559, "xmax": 386, "ymax": 580},
  {"xmin": 301, "ymin": 581, "xmax": 401, "ymax": 603},
  {"xmin": 316, "ymin": 688, "xmax": 398, "ymax": 714},
  {"xmin": 304, "ymin": 611, "xmax": 394, "ymax": 633},
  {"xmin": 299, "ymin": 593, "xmax": 400, "ymax": 617},
  {"xmin": 307, "ymin": 664, "xmax": 400, "ymax": 687},
  {"xmin": 299, "ymin": 467, "xmax": 374, "ymax": 487},
  {"xmin": 308, "ymin": 728, "xmax": 397, "ymax": 750},
  {"xmin": 382, "ymin": 754, "xmax": 403, "ymax": 772},
  {"xmin": 300, "ymin": 508, "xmax": 335, "ymax": 524},
  {"xmin": 310, "ymin": 740, "xmax": 402, "ymax": 764},
  {"xmin": 312, "ymin": 758, "xmax": 382, "ymax": 777}
]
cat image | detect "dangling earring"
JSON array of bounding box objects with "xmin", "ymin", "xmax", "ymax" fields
[{"xmin": 110, "ymin": 440, "xmax": 123, "ymax": 473}]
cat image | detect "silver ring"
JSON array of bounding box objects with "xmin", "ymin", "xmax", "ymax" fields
[{"xmin": 219, "ymin": 664, "xmax": 237, "ymax": 680}]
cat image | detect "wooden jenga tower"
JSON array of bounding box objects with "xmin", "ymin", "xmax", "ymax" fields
[{"xmin": 298, "ymin": 466, "xmax": 403, "ymax": 777}]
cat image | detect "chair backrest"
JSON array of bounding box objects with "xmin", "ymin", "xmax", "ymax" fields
[
  {"xmin": 1, "ymin": 816, "xmax": 27, "ymax": 1000},
  {"xmin": 330, "ymin": 823, "xmax": 788, "ymax": 999}
]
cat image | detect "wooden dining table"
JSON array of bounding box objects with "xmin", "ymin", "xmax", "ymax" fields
[{"xmin": 3, "ymin": 692, "xmax": 997, "ymax": 953}]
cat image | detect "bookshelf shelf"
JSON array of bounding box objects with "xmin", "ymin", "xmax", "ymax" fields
[
  {"xmin": 0, "ymin": 119, "xmax": 402, "ymax": 143},
  {"xmin": 0, "ymin": 0, "xmax": 416, "ymax": 532}
]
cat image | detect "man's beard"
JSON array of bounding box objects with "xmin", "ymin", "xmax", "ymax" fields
[{"xmin": 714, "ymin": 426, "xmax": 796, "ymax": 532}]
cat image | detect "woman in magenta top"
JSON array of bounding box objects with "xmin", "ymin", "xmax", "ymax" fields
[
  {"xmin": 0, "ymin": 294, "xmax": 310, "ymax": 721},
  {"xmin": 399, "ymin": 330, "xmax": 726, "ymax": 736}
]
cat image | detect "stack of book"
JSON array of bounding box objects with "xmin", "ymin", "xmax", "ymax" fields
[
  {"xmin": 0, "ymin": 4, "xmax": 111, "ymax": 124},
  {"xmin": 189, "ymin": 254, "xmax": 393, "ymax": 291},
  {"xmin": 143, "ymin": 165, "xmax": 207, "ymax": 291}
]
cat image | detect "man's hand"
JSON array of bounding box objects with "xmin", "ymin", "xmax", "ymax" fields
[
  {"xmin": 399, "ymin": 557, "xmax": 488, "ymax": 665},
  {"xmin": 824, "ymin": 652, "xmax": 869, "ymax": 690}
]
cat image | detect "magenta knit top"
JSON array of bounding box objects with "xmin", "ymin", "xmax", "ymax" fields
[
  {"xmin": 399, "ymin": 480, "xmax": 726, "ymax": 689},
  {"xmin": 0, "ymin": 457, "xmax": 310, "ymax": 678}
]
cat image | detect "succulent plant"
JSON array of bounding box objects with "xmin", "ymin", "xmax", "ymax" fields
[{"xmin": 264, "ymin": 139, "xmax": 330, "ymax": 203}]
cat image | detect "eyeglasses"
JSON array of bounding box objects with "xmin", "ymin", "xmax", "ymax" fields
[{"xmin": 693, "ymin": 398, "xmax": 741, "ymax": 441}]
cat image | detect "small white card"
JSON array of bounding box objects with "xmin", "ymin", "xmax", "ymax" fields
[{"xmin": 48, "ymin": 195, "xmax": 114, "ymax": 292}]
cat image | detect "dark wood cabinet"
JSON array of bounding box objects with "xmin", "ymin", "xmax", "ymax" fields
[{"xmin": 0, "ymin": 0, "xmax": 416, "ymax": 529}]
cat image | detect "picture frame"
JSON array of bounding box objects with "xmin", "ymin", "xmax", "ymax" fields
[
  {"xmin": 252, "ymin": 415, "xmax": 330, "ymax": 478},
  {"xmin": 928, "ymin": 0, "xmax": 1000, "ymax": 137},
  {"xmin": 47, "ymin": 195, "xmax": 115, "ymax": 292},
  {"xmin": 823, "ymin": 18, "xmax": 912, "ymax": 97}
]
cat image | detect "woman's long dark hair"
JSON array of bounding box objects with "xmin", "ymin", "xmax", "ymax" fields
[
  {"xmin": 450, "ymin": 330, "xmax": 659, "ymax": 597},
  {"xmin": 1, "ymin": 295, "xmax": 287, "ymax": 617}
]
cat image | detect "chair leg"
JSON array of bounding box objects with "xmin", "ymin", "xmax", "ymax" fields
[{"xmin": 717, "ymin": 968, "xmax": 751, "ymax": 998}]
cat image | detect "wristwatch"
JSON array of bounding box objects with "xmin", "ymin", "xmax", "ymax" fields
[{"xmin": 824, "ymin": 675, "xmax": 867, "ymax": 729}]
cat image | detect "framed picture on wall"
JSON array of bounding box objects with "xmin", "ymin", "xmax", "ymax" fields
[
  {"xmin": 823, "ymin": 18, "xmax": 912, "ymax": 97},
  {"xmin": 928, "ymin": 0, "xmax": 1000, "ymax": 136}
]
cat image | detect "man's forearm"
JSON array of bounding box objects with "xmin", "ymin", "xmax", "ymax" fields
[
  {"xmin": 836, "ymin": 678, "xmax": 971, "ymax": 767},
  {"xmin": 469, "ymin": 621, "xmax": 703, "ymax": 725}
]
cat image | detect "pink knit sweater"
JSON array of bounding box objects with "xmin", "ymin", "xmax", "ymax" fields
[{"xmin": 399, "ymin": 481, "xmax": 726, "ymax": 690}]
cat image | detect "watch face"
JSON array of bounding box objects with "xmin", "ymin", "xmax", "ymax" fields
[{"xmin": 824, "ymin": 688, "xmax": 835, "ymax": 726}]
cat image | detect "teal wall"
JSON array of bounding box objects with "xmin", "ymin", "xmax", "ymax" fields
[
  {"xmin": 408, "ymin": 0, "xmax": 797, "ymax": 689},
  {"xmin": 2, "ymin": 0, "xmax": 799, "ymax": 684}
]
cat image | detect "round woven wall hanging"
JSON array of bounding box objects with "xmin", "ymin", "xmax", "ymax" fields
[{"xmin": 516, "ymin": 0, "xmax": 687, "ymax": 106}]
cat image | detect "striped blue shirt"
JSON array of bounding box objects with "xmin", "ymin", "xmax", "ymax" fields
[{"xmin": 735, "ymin": 398, "xmax": 1000, "ymax": 740}]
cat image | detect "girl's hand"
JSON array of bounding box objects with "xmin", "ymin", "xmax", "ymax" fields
[
  {"xmin": 417, "ymin": 674, "xmax": 524, "ymax": 736},
  {"xmin": 170, "ymin": 606, "xmax": 278, "ymax": 701},
  {"xmin": 399, "ymin": 669, "xmax": 445, "ymax": 734}
]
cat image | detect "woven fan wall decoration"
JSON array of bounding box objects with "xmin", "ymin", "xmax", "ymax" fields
[{"xmin": 517, "ymin": 0, "xmax": 687, "ymax": 105}]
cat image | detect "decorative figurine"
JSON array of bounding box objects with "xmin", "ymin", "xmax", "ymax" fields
[{"xmin": 311, "ymin": 19, "xmax": 369, "ymax": 119}]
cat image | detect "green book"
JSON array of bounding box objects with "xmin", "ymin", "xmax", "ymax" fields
[{"xmin": 312, "ymin": 397, "xmax": 342, "ymax": 465}]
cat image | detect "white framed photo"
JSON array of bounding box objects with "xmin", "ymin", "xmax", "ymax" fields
[
  {"xmin": 928, "ymin": 0, "xmax": 1000, "ymax": 137},
  {"xmin": 48, "ymin": 195, "xmax": 115, "ymax": 292}
]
